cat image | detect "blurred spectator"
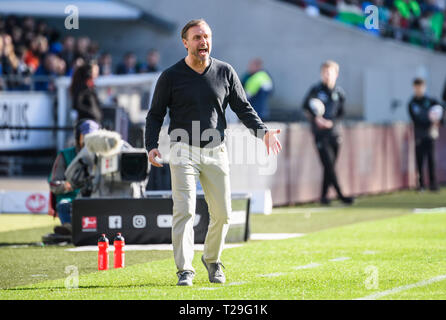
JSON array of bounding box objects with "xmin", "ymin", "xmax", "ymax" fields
[
  {"xmin": 88, "ymin": 40, "xmax": 100, "ymax": 60},
  {"xmin": 116, "ymin": 51, "xmax": 139, "ymax": 74},
  {"xmin": 139, "ymin": 49, "xmax": 160, "ymax": 73},
  {"xmin": 241, "ymin": 58, "xmax": 274, "ymax": 121},
  {"xmin": 98, "ymin": 52, "xmax": 113, "ymax": 75},
  {"xmin": 319, "ymin": 0, "xmax": 338, "ymax": 17},
  {"xmin": 23, "ymin": 37, "xmax": 40, "ymax": 72},
  {"xmin": 0, "ymin": 15, "xmax": 111, "ymax": 91},
  {"xmin": 35, "ymin": 20, "xmax": 49, "ymax": 37},
  {"xmin": 11, "ymin": 45, "xmax": 32, "ymax": 90},
  {"xmin": 33, "ymin": 53, "xmax": 63, "ymax": 91},
  {"xmin": 74, "ymin": 36, "xmax": 91, "ymax": 62},
  {"xmin": 72, "ymin": 56, "xmax": 86, "ymax": 73},
  {"xmin": 376, "ymin": 0, "xmax": 392, "ymax": 28},
  {"xmin": 48, "ymin": 29, "xmax": 63, "ymax": 55},
  {"xmin": 1, "ymin": 33, "xmax": 19, "ymax": 76},
  {"xmin": 36, "ymin": 34, "xmax": 49, "ymax": 58},
  {"xmin": 11, "ymin": 25, "xmax": 23, "ymax": 46},
  {"xmin": 5, "ymin": 15, "xmax": 18, "ymax": 34},
  {"xmin": 408, "ymin": 78, "xmax": 444, "ymax": 191},
  {"xmin": 21, "ymin": 16, "xmax": 34, "ymax": 32},
  {"xmin": 70, "ymin": 61, "xmax": 103, "ymax": 123},
  {"xmin": 60, "ymin": 36, "xmax": 76, "ymax": 73},
  {"xmin": 15, "ymin": 45, "xmax": 32, "ymax": 75},
  {"xmin": 56, "ymin": 57, "xmax": 66, "ymax": 76},
  {"xmin": 281, "ymin": 0, "xmax": 446, "ymax": 51},
  {"xmin": 0, "ymin": 35, "xmax": 4, "ymax": 90},
  {"xmin": 443, "ymin": 77, "xmax": 446, "ymax": 103}
]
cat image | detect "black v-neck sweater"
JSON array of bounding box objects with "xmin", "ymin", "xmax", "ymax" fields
[{"xmin": 145, "ymin": 57, "xmax": 268, "ymax": 150}]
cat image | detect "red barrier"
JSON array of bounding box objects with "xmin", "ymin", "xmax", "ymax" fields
[{"xmin": 272, "ymin": 123, "xmax": 445, "ymax": 205}]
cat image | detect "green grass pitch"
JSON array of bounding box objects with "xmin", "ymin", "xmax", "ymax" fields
[{"xmin": 0, "ymin": 188, "xmax": 445, "ymax": 300}]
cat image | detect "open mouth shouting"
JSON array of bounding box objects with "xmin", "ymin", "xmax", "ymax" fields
[{"xmin": 197, "ymin": 47, "xmax": 209, "ymax": 58}]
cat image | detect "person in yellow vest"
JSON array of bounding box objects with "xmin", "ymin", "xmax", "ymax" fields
[{"xmin": 241, "ymin": 58, "xmax": 274, "ymax": 121}]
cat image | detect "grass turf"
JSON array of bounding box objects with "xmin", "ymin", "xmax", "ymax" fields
[{"xmin": 0, "ymin": 188, "xmax": 445, "ymax": 299}]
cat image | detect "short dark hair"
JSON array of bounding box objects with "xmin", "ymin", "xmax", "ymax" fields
[
  {"xmin": 413, "ymin": 78, "xmax": 425, "ymax": 86},
  {"xmin": 181, "ymin": 19, "xmax": 209, "ymax": 40}
]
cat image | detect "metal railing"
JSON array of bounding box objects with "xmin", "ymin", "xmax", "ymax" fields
[{"xmin": 0, "ymin": 74, "xmax": 60, "ymax": 91}]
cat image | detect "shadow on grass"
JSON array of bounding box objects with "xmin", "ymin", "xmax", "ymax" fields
[
  {"xmin": 0, "ymin": 226, "xmax": 55, "ymax": 244},
  {"xmin": 3, "ymin": 282, "xmax": 178, "ymax": 292},
  {"xmin": 0, "ymin": 242, "xmax": 44, "ymax": 247}
]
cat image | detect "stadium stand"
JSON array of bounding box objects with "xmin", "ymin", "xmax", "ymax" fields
[
  {"xmin": 0, "ymin": 15, "xmax": 160, "ymax": 91},
  {"xmin": 281, "ymin": 0, "xmax": 446, "ymax": 52},
  {"xmin": 0, "ymin": 14, "xmax": 161, "ymax": 176},
  {"xmin": 0, "ymin": 15, "xmax": 93, "ymax": 91}
]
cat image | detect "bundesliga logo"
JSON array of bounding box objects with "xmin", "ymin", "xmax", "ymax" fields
[{"xmin": 82, "ymin": 216, "xmax": 97, "ymax": 232}]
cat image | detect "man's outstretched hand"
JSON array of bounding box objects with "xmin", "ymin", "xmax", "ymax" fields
[
  {"xmin": 263, "ymin": 129, "xmax": 282, "ymax": 155},
  {"xmin": 148, "ymin": 148, "xmax": 163, "ymax": 167}
]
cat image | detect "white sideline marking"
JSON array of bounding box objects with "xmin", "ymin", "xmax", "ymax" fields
[
  {"xmin": 198, "ymin": 287, "xmax": 220, "ymax": 291},
  {"xmin": 227, "ymin": 281, "xmax": 248, "ymax": 286},
  {"xmin": 66, "ymin": 234, "xmax": 306, "ymax": 251},
  {"xmin": 355, "ymin": 274, "xmax": 446, "ymax": 300},
  {"xmin": 413, "ymin": 207, "xmax": 446, "ymax": 214},
  {"xmin": 66, "ymin": 243, "xmax": 243, "ymax": 252},
  {"xmin": 6, "ymin": 245, "xmax": 29, "ymax": 248},
  {"xmin": 362, "ymin": 250, "xmax": 377, "ymax": 255},
  {"xmin": 293, "ymin": 263, "xmax": 321, "ymax": 270},
  {"xmin": 329, "ymin": 257, "xmax": 351, "ymax": 262},
  {"xmin": 258, "ymin": 272, "xmax": 286, "ymax": 278},
  {"xmin": 250, "ymin": 233, "xmax": 305, "ymax": 240},
  {"xmin": 293, "ymin": 208, "xmax": 336, "ymax": 213}
]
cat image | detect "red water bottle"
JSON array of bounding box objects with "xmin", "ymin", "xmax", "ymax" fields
[
  {"xmin": 114, "ymin": 233, "xmax": 125, "ymax": 268},
  {"xmin": 98, "ymin": 234, "xmax": 109, "ymax": 271}
]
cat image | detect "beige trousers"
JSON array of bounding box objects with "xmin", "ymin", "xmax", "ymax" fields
[{"xmin": 169, "ymin": 142, "xmax": 231, "ymax": 273}]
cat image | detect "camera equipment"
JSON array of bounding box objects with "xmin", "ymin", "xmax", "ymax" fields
[{"xmin": 66, "ymin": 130, "xmax": 148, "ymax": 198}]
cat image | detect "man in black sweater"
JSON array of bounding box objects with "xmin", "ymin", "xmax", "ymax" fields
[
  {"xmin": 408, "ymin": 78, "xmax": 444, "ymax": 191},
  {"xmin": 145, "ymin": 19, "xmax": 282, "ymax": 286},
  {"xmin": 302, "ymin": 60, "xmax": 354, "ymax": 206}
]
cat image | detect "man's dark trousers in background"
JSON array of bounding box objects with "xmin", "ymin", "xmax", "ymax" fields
[
  {"xmin": 315, "ymin": 133, "xmax": 343, "ymax": 200},
  {"xmin": 415, "ymin": 137, "xmax": 436, "ymax": 190}
]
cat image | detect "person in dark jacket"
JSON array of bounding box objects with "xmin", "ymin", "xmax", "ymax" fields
[
  {"xmin": 443, "ymin": 78, "xmax": 446, "ymax": 104},
  {"xmin": 138, "ymin": 49, "xmax": 160, "ymax": 73},
  {"xmin": 116, "ymin": 51, "xmax": 140, "ymax": 74},
  {"xmin": 303, "ymin": 60, "xmax": 354, "ymax": 205},
  {"xmin": 408, "ymin": 78, "xmax": 444, "ymax": 191},
  {"xmin": 70, "ymin": 61, "xmax": 102, "ymax": 123}
]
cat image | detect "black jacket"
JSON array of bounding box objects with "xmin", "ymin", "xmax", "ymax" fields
[
  {"xmin": 442, "ymin": 81, "xmax": 446, "ymax": 103},
  {"xmin": 302, "ymin": 82, "xmax": 345, "ymax": 138},
  {"xmin": 72, "ymin": 87, "xmax": 103, "ymax": 123},
  {"xmin": 408, "ymin": 95, "xmax": 443, "ymax": 141}
]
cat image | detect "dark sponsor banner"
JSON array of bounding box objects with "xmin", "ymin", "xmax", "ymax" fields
[{"xmin": 72, "ymin": 192, "xmax": 250, "ymax": 246}]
